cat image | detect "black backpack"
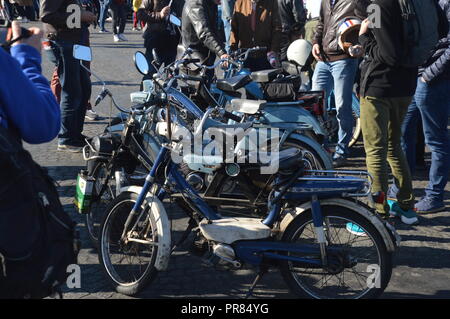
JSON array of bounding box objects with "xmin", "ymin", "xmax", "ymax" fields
[{"xmin": 0, "ymin": 125, "xmax": 79, "ymax": 299}]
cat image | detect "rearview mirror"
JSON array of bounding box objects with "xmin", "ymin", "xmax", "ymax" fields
[
  {"xmin": 134, "ymin": 51, "xmax": 149, "ymax": 75},
  {"xmin": 169, "ymin": 14, "xmax": 181, "ymax": 27},
  {"xmin": 73, "ymin": 44, "xmax": 92, "ymax": 62}
]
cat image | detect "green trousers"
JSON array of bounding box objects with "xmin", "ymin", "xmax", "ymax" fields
[{"xmin": 360, "ymin": 96, "xmax": 415, "ymax": 215}]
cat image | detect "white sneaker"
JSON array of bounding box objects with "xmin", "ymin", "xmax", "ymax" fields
[
  {"xmin": 17, "ymin": 16, "xmax": 29, "ymax": 23},
  {"xmin": 113, "ymin": 34, "xmax": 121, "ymax": 42},
  {"xmin": 118, "ymin": 33, "xmax": 128, "ymax": 41},
  {"xmin": 85, "ymin": 109, "xmax": 99, "ymax": 121}
]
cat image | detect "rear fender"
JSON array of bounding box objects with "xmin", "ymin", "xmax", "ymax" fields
[{"xmin": 277, "ymin": 198, "xmax": 398, "ymax": 252}]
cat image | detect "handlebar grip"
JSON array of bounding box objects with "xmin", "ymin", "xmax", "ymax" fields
[
  {"xmin": 223, "ymin": 111, "xmax": 242, "ymax": 122},
  {"xmin": 95, "ymin": 89, "xmax": 109, "ymax": 106}
]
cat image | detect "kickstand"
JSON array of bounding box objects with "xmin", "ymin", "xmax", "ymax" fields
[{"xmin": 245, "ymin": 266, "xmax": 268, "ymax": 299}]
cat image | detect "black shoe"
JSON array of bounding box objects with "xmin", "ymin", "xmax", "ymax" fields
[{"xmin": 333, "ymin": 156, "xmax": 348, "ymax": 168}]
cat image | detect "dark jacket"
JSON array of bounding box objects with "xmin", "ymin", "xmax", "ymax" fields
[
  {"xmin": 313, "ymin": 0, "xmax": 355, "ymax": 61},
  {"xmin": 420, "ymin": 0, "xmax": 450, "ymax": 83},
  {"xmin": 181, "ymin": 0, "xmax": 226, "ymax": 62},
  {"xmin": 230, "ymin": 0, "xmax": 282, "ymax": 57},
  {"xmin": 40, "ymin": 0, "xmax": 84, "ymax": 43},
  {"xmin": 278, "ymin": 0, "xmax": 306, "ymax": 60},
  {"xmin": 359, "ymin": 0, "xmax": 418, "ymax": 98},
  {"xmin": 137, "ymin": 0, "xmax": 184, "ymax": 36},
  {"xmin": 277, "ymin": 0, "xmax": 306, "ymax": 35}
]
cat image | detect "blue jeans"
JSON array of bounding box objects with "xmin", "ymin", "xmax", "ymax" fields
[
  {"xmin": 52, "ymin": 40, "xmax": 91, "ymax": 146},
  {"xmin": 98, "ymin": 0, "xmax": 112, "ymax": 31},
  {"xmin": 221, "ymin": 0, "xmax": 235, "ymax": 53},
  {"xmin": 312, "ymin": 59, "xmax": 358, "ymax": 158},
  {"xmin": 401, "ymin": 78, "xmax": 450, "ymax": 201}
]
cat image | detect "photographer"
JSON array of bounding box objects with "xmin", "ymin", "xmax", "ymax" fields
[{"xmin": 0, "ymin": 21, "xmax": 60, "ymax": 143}]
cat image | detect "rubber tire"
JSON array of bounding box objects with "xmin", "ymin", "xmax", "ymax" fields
[
  {"xmin": 279, "ymin": 206, "xmax": 393, "ymax": 299},
  {"xmin": 98, "ymin": 191, "xmax": 159, "ymax": 296}
]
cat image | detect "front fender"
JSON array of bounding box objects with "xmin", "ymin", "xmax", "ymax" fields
[
  {"xmin": 277, "ymin": 198, "xmax": 398, "ymax": 253},
  {"xmin": 120, "ymin": 186, "xmax": 171, "ymax": 271},
  {"xmin": 286, "ymin": 132, "xmax": 333, "ymax": 170}
]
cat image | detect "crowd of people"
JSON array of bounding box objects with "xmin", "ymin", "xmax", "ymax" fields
[{"xmin": 0, "ymin": 0, "xmax": 449, "ymax": 226}]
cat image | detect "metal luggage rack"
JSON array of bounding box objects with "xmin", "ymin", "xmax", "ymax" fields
[{"xmin": 300, "ymin": 170, "xmax": 374, "ymax": 197}]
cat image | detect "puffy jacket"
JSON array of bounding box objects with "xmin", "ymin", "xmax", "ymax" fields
[
  {"xmin": 181, "ymin": 0, "xmax": 226, "ymax": 62},
  {"xmin": 0, "ymin": 45, "xmax": 60, "ymax": 144},
  {"xmin": 313, "ymin": 0, "xmax": 355, "ymax": 61},
  {"xmin": 420, "ymin": 0, "xmax": 450, "ymax": 83}
]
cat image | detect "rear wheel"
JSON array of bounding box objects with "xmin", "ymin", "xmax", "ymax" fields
[{"xmin": 279, "ymin": 206, "xmax": 392, "ymax": 299}]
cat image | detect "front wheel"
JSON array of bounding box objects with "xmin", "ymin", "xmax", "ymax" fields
[
  {"xmin": 98, "ymin": 191, "xmax": 159, "ymax": 295},
  {"xmin": 279, "ymin": 206, "xmax": 392, "ymax": 299}
]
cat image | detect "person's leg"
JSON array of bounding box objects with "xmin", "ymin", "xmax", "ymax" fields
[
  {"xmin": 119, "ymin": 4, "xmax": 127, "ymax": 34},
  {"xmin": 221, "ymin": 0, "xmax": 235, "ymax": 53},
  {"xmin": 99, "ymin": 0, "xmax": 112, "ymax": 31},
  {"xmin": 51, "ymin": 68, "xmax": 61, "ymax": 103},
  {"xmin": 360, "ymin": 96, "xmax": 391, "ymax": 215},
  {"xmin": 416, "ymin": 78, "xmax": 450, "ymax": 206},
  {"xmin": 401, "ymin": 96, "xmax": 420, "ymax": 174},
  {"xmin": 386, "ymin": 97, "xmax": 414, "ymax": 212},
  {"xmin": 56, "ymin": 41, "xmax": 84, "ymax": 147},
  {"xmin": 111, "ymin": 3, "xmax": 118, "ymax": 34},
  {"xmin": 77, "ymin": 66, "xmax": 91, "ymax": 134},
  {"xmin": 143, "ymin": 37, "xmax": 157, "ymax": 82},
  {"xmin": 330, "ymin": 58, "xmax": 358, "ymax": 159},
  {"xmin": 415, "ymin": 122, "xmax": 426, "ymax": 168},
  {"xmin": 133, "ymin": 11, "xmax": 138, "ymax": 28}
]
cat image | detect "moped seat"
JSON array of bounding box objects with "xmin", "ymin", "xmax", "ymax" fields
[
  {"xmin": 216, "ymin": 74, "xmax": 252, "ymax": 93},
  {"xmin": 228, "ymin": 99, "xmax": 267, "ymax": 114},
  {"xmin": 251, "ymin": 68, "xmax": 282, "ymax": 83}
]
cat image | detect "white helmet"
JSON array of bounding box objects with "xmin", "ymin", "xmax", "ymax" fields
[
  {"xmin": 287, "ymin": 39, "xmax": 313, "ymax": 67},
  {"xmin": 337, "ymin": 17, "xmax": 362, "ymax": 52}
]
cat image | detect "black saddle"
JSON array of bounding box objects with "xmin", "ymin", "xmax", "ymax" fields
[
  {"xmin": 251, "ymin": 68, "xmax": 283, "ymax": 83},
  {"xmin": 216, "ymin": 74, "xmax": 252, "ymax": 93}
]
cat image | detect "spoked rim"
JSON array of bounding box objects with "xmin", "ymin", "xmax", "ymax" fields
[
  {"xmin": 288, "ymin": 215, "xmax": 382, "ymax": 299},
  {"xmin": 100, "ymin": 199, "xmax": 157, "ymax": 286}
]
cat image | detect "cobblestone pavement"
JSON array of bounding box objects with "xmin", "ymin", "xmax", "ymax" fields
[{"xmin": 23, "ymin": 22, "xmax": 450, "ymax": 299}]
